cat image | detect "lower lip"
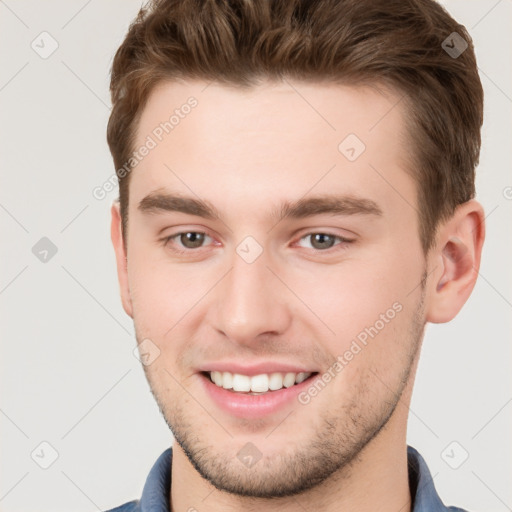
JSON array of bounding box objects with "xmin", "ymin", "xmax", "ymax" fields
[{"xmin": 199, "ymin": 372, "xmax": 320, "ymax": 419}]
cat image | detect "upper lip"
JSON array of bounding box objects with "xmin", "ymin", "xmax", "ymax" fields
[{"xmin": 197, "ymin": 361, "xmax": 318, "ymax": 377}]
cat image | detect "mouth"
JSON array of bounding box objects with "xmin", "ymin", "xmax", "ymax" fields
[
  {"xmin": 201, "ymin": 370, "xmax": 320, "ymax": 395},
  {"xmin": 198, "ymin": 369, "xmax": 321, "ymax": 418}
]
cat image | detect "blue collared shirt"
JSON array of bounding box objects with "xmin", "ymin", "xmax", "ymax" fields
[{"xmin": 104, "ymin": 445, "xmax": 469, "ymax": 512}]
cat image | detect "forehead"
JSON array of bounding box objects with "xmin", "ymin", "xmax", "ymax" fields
[{"xmin": 130, "ymin": 79, "xmax": 414, "ymax": 222}]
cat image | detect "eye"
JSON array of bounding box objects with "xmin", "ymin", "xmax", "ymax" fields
[
  {"xmin": 164, "ymin": 231, "xmax": 213, "ymax": 252},
  {"xmin": 296, "ymin": 232, "xmax": 352, "ymax": 251},
  {"xmin": 162, "ymin": 230, "xmax": 353, "ymax": 255}
]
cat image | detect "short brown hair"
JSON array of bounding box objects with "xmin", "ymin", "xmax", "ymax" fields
[{"xmin": 106, "ymin": 0, "xmax": 483, "ymax": 253}]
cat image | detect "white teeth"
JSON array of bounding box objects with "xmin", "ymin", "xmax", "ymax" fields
[
  {"xmin": 295, "ymin": 372, "xmax": 309, "ymax": 384},
  {"xmin": 221, "ymin": 371, "xmax": 233, "ymax": 389},
  {"xmin": 283, "ymin": 372, "xmax": 296, "ymax": 388},
  {"xmin": 208, "ymin": 371, "xmax": 313, "ymax": 393},
  {"xmin": 212, "ymin": 371, "xmax": 222, "ymax": 387},
  {"xmin": 232, "ymin": 373, "xmax": 251, "ymax": 392},
  {"xmin": 268, "ymin": 372, "xmax": 283, "ymax": 390},
  {"xmin": 250, "ymin": 374, "xmax": 269, "ymax": 392}
]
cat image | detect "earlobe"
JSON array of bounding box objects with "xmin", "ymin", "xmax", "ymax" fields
[
  {"xmin": 426, "ymin": 200, "xmax": 485, "ymax": 324},
  {"xmin": 110, "ymin": 201, "xmax": 133, "ymax": 318}
]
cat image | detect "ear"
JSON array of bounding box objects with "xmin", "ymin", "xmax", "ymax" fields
[
  {"xmin": 426, "ymin": 199, "xmax": 485, "ymax": 323},
  {"xmin": 110, "ymin": 200, "xmax": 133, "ymax": 318}
]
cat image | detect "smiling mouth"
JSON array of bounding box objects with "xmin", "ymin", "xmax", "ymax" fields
[{"xmin": 201, "ymin": 370, "xmax": 319, "ymax": 395}]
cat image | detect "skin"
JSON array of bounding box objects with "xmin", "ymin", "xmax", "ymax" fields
[{"xmin": 111, "ymin": 79, "xmax": 485, "ymax": 512}]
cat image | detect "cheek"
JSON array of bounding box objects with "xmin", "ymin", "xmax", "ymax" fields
[
  {"xmin": 300, "ymin": 260, "xmax": 412, "ymax": 319},
  {"xmin": 289, "ymin": 250, "xmax": 422, "ymax": 360},
  {"xmin": 127, "ymin": 250, "xmax": 201, "ymax": 336},
  {"xmin": 127, "ymin": 255, "xmax": 229, "ymax": 370}
]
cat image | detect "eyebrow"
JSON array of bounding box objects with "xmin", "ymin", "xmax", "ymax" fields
[{"xmin": 137, "ymin": 191, "xmax": 383, "ymax": 221}]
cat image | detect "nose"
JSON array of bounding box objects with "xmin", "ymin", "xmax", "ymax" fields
[{"xmin": 210, "ymin": 247, "xmax": 292, "ymax": 346}]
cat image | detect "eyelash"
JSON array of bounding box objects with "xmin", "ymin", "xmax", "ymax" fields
[{"xmin": 162, "ymin": 231, "xmax": 353, "ymax": 255}]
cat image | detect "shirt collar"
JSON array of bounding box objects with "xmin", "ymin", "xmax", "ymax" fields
[
  {"xmin": 139, "ymin": 448, "xmax": 172, "ymax": 512},
  {"xmin": 406, "ymin": 445, "xmax": 467, "ymax": 511},
  {"xmin": 135, "ymin": 445, "xmax": 466, "ymax": 512}
]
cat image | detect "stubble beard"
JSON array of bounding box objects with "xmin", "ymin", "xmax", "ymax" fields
[{"xmin": 139, "ymin": 281, "xmax": 426, "ymax": 499}]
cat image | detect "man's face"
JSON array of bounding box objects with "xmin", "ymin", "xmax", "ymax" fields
[{"xmin": 116, "ymin": 79, "xmax": 428, "ymax": 497}]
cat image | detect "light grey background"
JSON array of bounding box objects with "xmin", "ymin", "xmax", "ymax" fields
[{"xmin": 0, "ymin": 1, "xmax": 510, "ymax": 511}]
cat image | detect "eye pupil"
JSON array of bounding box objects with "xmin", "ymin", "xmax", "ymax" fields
[
  {"xmin": 311, "ymin": 233, "xmax": 335, "ymax": 249},
  {"xmin": 181, "ymin": 232, "xmax": 205, "ymax": 248}
]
